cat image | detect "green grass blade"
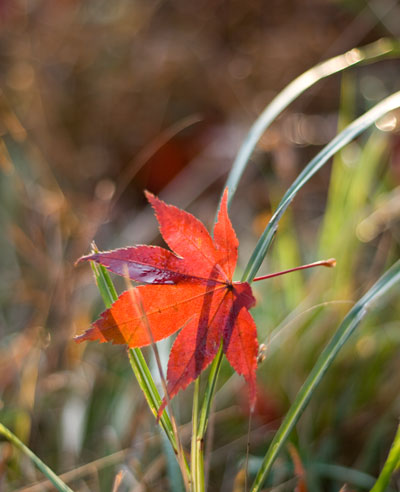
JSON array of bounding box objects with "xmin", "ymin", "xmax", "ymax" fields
[
  {"xmin": 222, "ymin": 38, "xmax": 400, "ymax": 211},
  {"xmin": 250, "ymin": 260, "xmax": 400, "ymax": 491},
  {"xmin": 162, "ymin": 431, "xmax": 186, "ymax": 492},
  {"xmin": 318, "ymin": 72, "xmax": 357, "ymax": 258},
  {"xmin": 0, "ymin": 423, "xmax": 74, "ymax": 492},
  {"xmin": 89, "ymin": 259, "xmax": 183, "ymax": 460},
  {"xmin": 90, "ymin": 260, "xmax": 118, "ymax": 309},
  {"xmin": 242, "ymin": 91, "xmax": 400, "ymax": 283},
  {"xmin": 191, "ymin": 378, "xmax": 205, "ymax": 492},
  {"xmin": 198, "ymin": 344, "xmax": 223, "ymax": 438},
  {"xmin": 370, "ymin": 423, "xmax": 400, "ymax": 492}
]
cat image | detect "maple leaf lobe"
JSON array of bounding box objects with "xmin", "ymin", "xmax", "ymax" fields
[
  {"xmin": 77, "ymin": 245, "xmax": 214, "ymax": 285},
  {"xmin": 145, "ymin": 190, "xmax": 227, "ymax": 282},
  {"xmin": 213, "ymin": 189, "xmax": 238, "ymax": 280}
]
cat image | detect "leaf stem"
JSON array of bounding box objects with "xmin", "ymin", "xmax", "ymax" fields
[
  {"xmin": 0, "ymin": 423, "xmax": 74, "ymax": 492},
  {"xmin": 252, "ymin": 259, "xmax": 336, "ymax": 282}
]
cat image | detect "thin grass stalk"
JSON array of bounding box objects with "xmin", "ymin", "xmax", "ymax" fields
[
  {"xmin": 89, "ymin": 257, "xmax": 190, "ymax": 477},
  {"xmin": 370, "ymin": 423, "xmax": 400, "ymax": 492},
  {"xmin": 197, "ymin": 436, "xmax": 205, "ymax": 492},
  {"xmin": 242, "ymin": 91, "xmax": 400, "ymax": 283},
  {"xmin": 0, "ymin": 423, "xmax": 74, "ymax": 492},
  {"xmin": 191, "ymin": 378, "xmax": 199, "ymax": 490},
  {"xmin": 161, "ymin": 432, "xmax": 186, "ymax": 492},
  {"xmin": 191, "ymin": 378, "xmax": 205, "ymax": 491},
  {"xmin": 198, "ymin": 343, "xmax": 223, "ymax": 438},
  {"xmin": 220, "ymin": 37, "xmax": 400, "ymax": 213},
  {"xmin": 250, "ymin": 260, "xmax": 400, "ymax": 491}
]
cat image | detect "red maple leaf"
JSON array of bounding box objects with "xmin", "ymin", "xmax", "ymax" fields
[{"xmin": 76, "ymin": 189, "xmax": 258, "ymax": 410}]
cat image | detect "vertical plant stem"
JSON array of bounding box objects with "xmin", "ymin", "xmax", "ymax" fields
[
  {"xmin": 198, "ymin": 344, "xmax": 223, "ymax": 438},
  {"xmin": 0, "ymin": 423, "xmax": 74, "ymax": 492},
  {"xmin": 197, "ymin": 434, "xmax": 205, "ymax": 492},
  {"xmin": 191, "ymin": 377, "xmax": 204, "ymax": 492},
  {"xmin": 245, "ymin": 412, "xmax": 253, "ymax": 492},
  {"xmin": 370, "ymin": 423, "xmax": 400, "ymax": 492},
  {"xmin": 193, "ymin": 345, "xmax": 223, "ymax": 492}
]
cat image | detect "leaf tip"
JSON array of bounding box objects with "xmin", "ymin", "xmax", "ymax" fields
[
  {"xmin": 73, "ymin": 332, "xmax": 89, "ymax": 343},
  {"xmin": 74, "ymin": 326, "xmax": 105, "ymax": 345},
  {"xmin": 215, "ymin": 187, "xmax": 229, "ymax": 218},
  {"xmin": 144, "ymin": 190, "xmax": 163, "ymax": 217},
  {"xmin": 144, "ymin": 189, "xmax": 155, "ymax": 203},
  {"xmin": 74, "ymin": 253, "xmax": 99, "ymax": 267}
]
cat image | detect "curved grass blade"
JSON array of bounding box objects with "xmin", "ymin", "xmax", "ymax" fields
[
  {"xmin": 89, "ymin": 253, "xmax": 190, "ymax": 478},
  {"xmin": 370, "ymin": 423, "xmax": 400, "ymax": 492},
  {"xmin": 250, "ymin": 260, "xmax": 400, "ymax": 491},
  {"xmin": 0, "ymin": 423, "xmax": 74, "ymax": 492},
  {"xmin": 221, "ymin": 37, "xmax": 400, "ymax": 213},
  {"xmin": 243, "ymin": 91, "xmax": 400, "ymax": 283}
]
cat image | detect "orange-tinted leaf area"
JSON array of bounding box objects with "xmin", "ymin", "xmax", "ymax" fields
[{"xmin": 76, "ymin": 189, "xmax": 258, "ymax": 411}]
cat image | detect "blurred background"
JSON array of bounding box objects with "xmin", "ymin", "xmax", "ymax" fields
[{"xmin": 0, "ymin": 0, "xmax": 400, "ymax": 490}]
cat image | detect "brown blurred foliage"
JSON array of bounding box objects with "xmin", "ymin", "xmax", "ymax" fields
[{"xmin": 0, "ymin": 0, "xmax": 399, "ymax": 490}]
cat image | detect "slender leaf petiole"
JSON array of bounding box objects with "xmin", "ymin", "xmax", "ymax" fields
[{"xmin": 252, "ymin": 259, "xmax": 336, "ymax": 282}]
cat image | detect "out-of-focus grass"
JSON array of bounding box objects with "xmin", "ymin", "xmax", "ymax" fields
[{"xmin": 0, "ymin": 1, "xmax": 400, "ymax": 491}]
